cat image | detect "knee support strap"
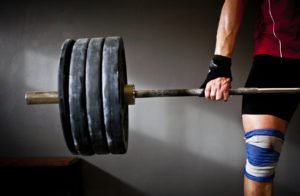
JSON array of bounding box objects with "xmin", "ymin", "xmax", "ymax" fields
[{"xmin": 244, "ymin": 129, "xmax": 285, "ymax": 182}]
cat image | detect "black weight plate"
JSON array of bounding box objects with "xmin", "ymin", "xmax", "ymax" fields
[
  {"xmin": 58, "ymin": 39, "xmax": 78, "ymax": 155},
  {"xmin": 102, "ymin": 37, "xmax": 128, "ymax": 154},
  {"xmin": 86, "ymin": 38, "xmax": 109, "ymax": 154},
  {"xmin": 69, "ymin": 38, "xmax": 94, "ymax": 155}
]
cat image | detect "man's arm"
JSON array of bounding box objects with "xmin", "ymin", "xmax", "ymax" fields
[
  {"xmin": 203, "ymin": 0, "xmax": 247, "ymax": 101},
  {"xmin": 215, "ymin": 0, "xmax": 247, "ymax": 57}
]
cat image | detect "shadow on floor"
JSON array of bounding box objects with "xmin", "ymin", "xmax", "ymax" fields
[
  {"xmin": 85, "ymin": 129, "xmax": 300, "ymax": 196},
  {"xmin": 81, "ymin": 160, "xmax": 146, "ymax": 196}
]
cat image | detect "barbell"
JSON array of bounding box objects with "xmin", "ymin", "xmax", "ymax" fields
[{"xmin": 25, "ymin": 37, "xmax": 300, "ymax": 155}]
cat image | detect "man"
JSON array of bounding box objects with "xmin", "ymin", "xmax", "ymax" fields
[{"xmin": 201, "ymin": 0, "xmax": 300, "ymax": 195}]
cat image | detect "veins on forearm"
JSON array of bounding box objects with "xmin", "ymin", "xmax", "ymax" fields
[{"xmin": 214, "ymin": 0, "xmax": 247, "ymax": 57}]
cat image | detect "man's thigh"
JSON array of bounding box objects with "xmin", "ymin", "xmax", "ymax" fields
[{"xmin": 242, "ymin": 114, "xmax": 288, "ymax": 134}]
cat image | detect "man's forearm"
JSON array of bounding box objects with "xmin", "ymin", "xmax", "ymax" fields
[{"xmin": 215, "ymin": 0, "xmax": 247, "ymax": 57}]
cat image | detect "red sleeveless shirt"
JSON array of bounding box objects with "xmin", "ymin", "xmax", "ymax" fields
[{"xmin": 254, "ymin": 0, "xmax": 300, "ymax": 59}]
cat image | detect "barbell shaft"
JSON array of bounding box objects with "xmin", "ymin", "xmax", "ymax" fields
[
  {"xmin": 25, "ymin": 87, "xmax": 300, "ymax": 105},
  {"xmin": 135, "ymin": 87, "xmax": 300, "ymax": 98}
]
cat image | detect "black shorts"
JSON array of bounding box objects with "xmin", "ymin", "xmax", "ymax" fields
[{"xmin": 242, "ymin": 55, "xmax": 300, "ymax": 122}]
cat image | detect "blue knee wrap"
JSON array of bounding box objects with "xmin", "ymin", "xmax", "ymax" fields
[{"xmin": 244, "ymin": 129, "xmax": 285, "ymax": 182}]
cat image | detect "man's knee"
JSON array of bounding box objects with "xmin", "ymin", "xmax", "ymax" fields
[{"xmin": 244, "ymin": 129, "xmax": 285, "ymax": 182}]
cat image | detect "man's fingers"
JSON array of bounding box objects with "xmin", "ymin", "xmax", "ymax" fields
[
  {"xmin": 215, "ymin": 83, "xmax": 223, "ymax": 101},
  {"xmin": 223, "ymin": 90, "xmax": 229, "ymax": 102},
  {"xmin": 205, "ymin": 82, "xmax": 212, "ymax": 99},
  {"xmin": 210, "ymin": 87, "xmax": 216, "ymax": 100},
  {"xmin": 203, "ymin": 77, "xmax": 231, "ymax": 101},
  {"xmin": 205, "ymin": 82, "xmax": 217, "ymax": 100}
]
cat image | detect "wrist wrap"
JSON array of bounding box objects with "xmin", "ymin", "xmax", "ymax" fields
[{"xmin": 200, "ymin": 55, "xmax": 232, "ymax": 88}]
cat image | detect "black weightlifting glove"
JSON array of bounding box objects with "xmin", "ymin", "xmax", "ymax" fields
[{"xmin": 200, "ymin": 55, "xmax": 232, "ymax": 89}]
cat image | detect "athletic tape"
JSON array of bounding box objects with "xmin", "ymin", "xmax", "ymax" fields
[{"xmin": 244, "ymin": 129, "xmax": 284, "ymax": 182}]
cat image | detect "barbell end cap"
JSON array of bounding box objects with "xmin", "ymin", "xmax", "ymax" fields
[
  {"xmin": 25, "ymin": 92, "xmax": 30, "ymax": 105},
  {"xmin": 124, "ymin": 84, "xmax": 135, "ymax": 105}
]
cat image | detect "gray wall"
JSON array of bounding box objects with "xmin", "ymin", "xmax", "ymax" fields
[{"xmin": 1, "ymin": 0, "xmax": 300, "ymax": 195}]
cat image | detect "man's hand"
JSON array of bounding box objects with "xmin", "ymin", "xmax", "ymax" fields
[
  {"xmin": 204, "ymin": 77, "xmax": 231, "ymax": 101},
  {"xmin": 200, "ymin": 55, "xmax": 232, "ymax": 101}
]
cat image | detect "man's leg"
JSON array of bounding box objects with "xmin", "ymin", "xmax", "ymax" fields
[{"xmin": 242, "ymin": 114, "xmax": 288, "ymax": 196}]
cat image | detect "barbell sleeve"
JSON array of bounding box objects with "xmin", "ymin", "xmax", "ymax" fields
[
  {"xmin": 25, "ymin": 91, "xmax": 59, "ymax": 105},
  {"xmin": 25, "ymin": 86, "xmax": 300, "ymax": 105}
]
